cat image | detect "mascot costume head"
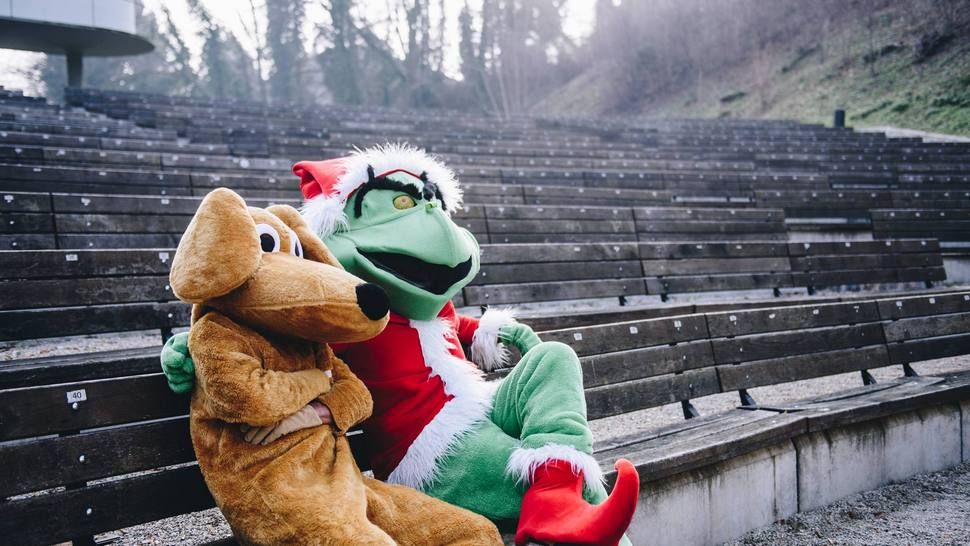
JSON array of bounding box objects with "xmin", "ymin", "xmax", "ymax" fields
[{"xmin": 296, "ymin": 145, "xmax": 478, "ymax": 321}]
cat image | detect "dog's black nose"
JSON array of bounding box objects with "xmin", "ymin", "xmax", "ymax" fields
[{"xmin": 356, "ymin": 283, "xmax": 389, "ymax": 320}]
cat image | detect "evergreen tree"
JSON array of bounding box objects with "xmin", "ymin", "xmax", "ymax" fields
[
  {"xmin": 187, "ymin": 0, "xmax": 258, "ymax": 101},
  {"xmin": 266, "ymin": 0, "xmax": 306, "ymax": 105}
]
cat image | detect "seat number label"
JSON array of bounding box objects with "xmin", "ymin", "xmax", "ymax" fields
[{"xmin": 66, "ymin": 389, "xmax": 88, "ymax": 404}]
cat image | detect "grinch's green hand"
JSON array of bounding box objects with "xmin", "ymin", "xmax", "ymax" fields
[
  {"xmin": 161, "ymin": 332, "xmax": 196, "ymax": 394},
  {"xmin": 498, "ymin": 322, "xmax": 541, "ymax": 355}
]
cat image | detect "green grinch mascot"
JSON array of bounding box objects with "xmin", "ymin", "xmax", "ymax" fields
[{"xmin": 162, "ymin": 144, "xmax": 638, "ymax": 546}]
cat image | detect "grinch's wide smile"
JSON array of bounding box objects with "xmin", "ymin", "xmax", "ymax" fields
[{"xmin": 359, "ymin": 250, "xmax": 473, "ymax": 295}]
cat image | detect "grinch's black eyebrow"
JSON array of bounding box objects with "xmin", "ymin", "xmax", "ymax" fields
[{"xmin": 353, "ymin": 174, "xmax": 424, "ymax": 218}]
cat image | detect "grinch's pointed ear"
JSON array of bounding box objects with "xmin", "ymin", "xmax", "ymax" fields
[
  {"xmin": 267, "ymin": 203, "xmax": 344, "ymax": 270},
  {"xmin": 170, "ymin": 188, "xmax": 261, "ymax": 303}
]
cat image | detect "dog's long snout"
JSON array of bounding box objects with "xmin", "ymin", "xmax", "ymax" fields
[{"xmin": 355, "ymin": 283, "xmax": 390, "ymax": 320}]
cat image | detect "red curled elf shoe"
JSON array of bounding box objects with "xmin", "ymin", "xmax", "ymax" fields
[{"xmin": 515, "ymin": 458, "xmax": 639, "ymax": 546}]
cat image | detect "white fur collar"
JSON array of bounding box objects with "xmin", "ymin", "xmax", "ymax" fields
[{"xmin": 386, "ymin": 317, "xmax": 494, "ymax": 490}]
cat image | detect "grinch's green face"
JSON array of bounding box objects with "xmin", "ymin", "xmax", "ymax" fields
[{"xmin": 323, "ymin": 171, "xmax": 480, "ymax": 321}]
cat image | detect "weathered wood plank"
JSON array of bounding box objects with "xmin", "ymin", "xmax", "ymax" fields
[
  {"xmin": 641, "ymin": 257, "xmax": 790, "ymax": 276},
  {"xmin": 479, "ymin": 243, "xmax": 639, "ymax": 264},
  {"xmin": 790, "ymin": 269, "xmax": 901, "ymax": 287},
  {"xmin": 717, "ymin": 345, "xmax": 891, "ymax": 391},
  {"xmin": 471, "ymin": 260, "xmax": 642, "ymax": 286},
  {"xmin": 882, "ymin": 313, "xmax": 970, "ymax": 342},
  {"xmin": 0, "ymin": 276, "xmax": 173, "ymax": 309},
  {"xmin": 0, "ymin": 191, "xmax": 51, "ymax": 212},
  {"xmin": 633, "ymin": 208, "xmax": 784, "ymax": 221},
  {"xmin": 646, "ymin": 272, "xmax": 794, "ymax": 295},
  {"xmin": 541, "ymin": 314, "xmax": 708, "ymax": 356},
  {"xmin": 582, "ymin": 340, "xmax": 715, "ymax": 387},
  {"xmin": 486, "ymin": 219, "xmax": 636, "ymax": 234},
  {"xmin": 876, "ymin": 291, "xmax": 970, "ymax": 319},
  {"xmin": 886, "ymin": 332, "xmax": 970, "ymax": 364},
  {"xmin": 711, "ymin": 323, "xmax": 885, "ymax": 364},
  {"xmin": 787, "ymin": 239, "xmax": 941, "ymax": 256},
  {"xmin": 790, "ymin": 253, "xmax": 943, "ymax": 271},
  {"xmin": 0, "ymin": 302, "xmax": 189, "ymax": 341},
  {"xmin": 57, "ymin": 233, "xmax": 183, "ymax": 249},
  {"xmin": 50, "ymin": 193, "xmax": 207, "ymax": 214},
  {"xmin": 0, "ymin": 347, "xmax": 161, "ymax": 389},
  {"xmin": 0, "ymin": 418, "xmax": 193, "ymax": 498},
  {"xmin": 706, "ymin": 301, "xmax": 881, "ymax": 337},
  {"xmin": 637, "ymin": 232, "xmax": 788, "ymax": 242},
  {"xmin": 638, "ymin": 242, "xmax": 789, "ymax": 259},
  {"xmin": 586, "ymin": 368, "xmax": 720, "ymax": 420},
  {"xmin": 0, "ymin": 374, "xmax": 186, "ymax": 441},
  {"xmin": 635, "ymin": 221, "xmax": 784, "ymax": 234},
  {"xmin": 463, "ymin": 278, "xmax": 644, "ymax": 306},
  {"xmin": 485, "ymin": 205, "xmax": 634, "ymax": 221},
  {"xmin": 0, "ymin": 212, "xmax": 54, "ymax": 233},
  {"xmin": 0, "ymin": 234, "xmax": 56, "ymax": 249},
  {"xmin": 488, "ymin": 233, "xmax": 639, "ymax": 243},
  {"xmin": 0, "ymin": 465, "xmax": 214, "ymax": 546},
  {"xmin": 0, "ymin": 249, "xmax": 175, "ymax": 279},
  {"xmin": 55, "ymin": 214, "xmax": 191, "ymax": 233}
]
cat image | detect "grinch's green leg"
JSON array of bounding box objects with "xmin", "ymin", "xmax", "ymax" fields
[
  {"xmin": 491, "ymin": 341, "xmax": 608, "ymax": 502},
  {"xmin": 495, "ymin": 341, "xmax": 632, "ymax": 546},
  {"xmin": 422, "ymin": 419, "xmax": 523, "ymax": 521},
  {"xmin": 426, "ymin": 342, "xmax": 607, "ymax": 509}
]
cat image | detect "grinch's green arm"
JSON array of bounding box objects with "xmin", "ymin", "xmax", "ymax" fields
[{"xmin": 161, "ymin": 332, "xmax": 196, "ymax": 394}]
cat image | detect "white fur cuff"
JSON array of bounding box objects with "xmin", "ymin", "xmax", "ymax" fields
[
  {"xmin": 470, "ymin": 307, "xmax": 517, "ymax": 372},
  {"xmin": 506, "ymin": 444, "xmax": 605, "ymax": 490}
]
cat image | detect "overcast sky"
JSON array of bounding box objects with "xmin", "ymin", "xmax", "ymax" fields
[{"xmin": 0, "ymin": 0, "xmax": 596, "ymax": 94}]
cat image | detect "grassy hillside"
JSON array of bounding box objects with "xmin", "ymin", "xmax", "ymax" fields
[{"xmin": 539, "ymin": 2, "xmax": 970, "ymax": 136}]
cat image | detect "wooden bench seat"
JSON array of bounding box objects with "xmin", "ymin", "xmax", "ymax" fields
[
  {"xmin": 465, "ymin": 243, "xmax": 645, "ymax": 305},
  {"xmin": 4, "ymin": 291, "xmax": 969, "ymax": 545},
  {"xmin": 871, "ymin": 209, "xmax": 970, "ymax": 245},
  {"xmin": 640, "ymin": 242, "xmax": 793, "ymax": 299},
  {"xmin": 2, "ymin": 240, "xmax": 935, "ymax": 329},
  {"xmin": 754, "ymin": 189, "xmax": 893, "ymax": 219},
  {"xmin": 634, "ymin": 207, "xmax": 787, "ymax": 241},
  {"xmin": 3, "ymin": 193, "xmax": 788, "ymax": 249},
  {"xmin": 788, "ymin": 239, "xmax": 946, "ymax": 293}
]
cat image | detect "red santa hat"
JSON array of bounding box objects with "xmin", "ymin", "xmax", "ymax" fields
[{"xmin": 294, "ymin": 143, "xmax": 464, "ymax": 237}]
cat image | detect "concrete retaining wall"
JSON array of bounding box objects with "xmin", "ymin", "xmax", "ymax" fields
[
  {"xmin": 943, "ymin": 257, "xmax": 970, "ymax": 284},
  {"xmin": 795, "ymin": 404, "xmax": 962, "ymax": 512},
  {"xmin": 962, "ymin": 401, "xmax": 969, "ymax": 462},
  {"xmin": 626, "ymin": 402, "xmax": 968, "ymax": 545},
  {"xmin": 629, "ymin": 443, "xmax": 797, "ymax": 546}
]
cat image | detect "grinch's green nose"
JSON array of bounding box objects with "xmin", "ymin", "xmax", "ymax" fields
[{"xmin": 425, "ymin": 201, "xmax": 437, "ymax": 211}]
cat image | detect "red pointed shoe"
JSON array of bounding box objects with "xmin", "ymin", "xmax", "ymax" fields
[{"xmin": 515, "ymin": 458, "xmax": 639, "ymax": 546}]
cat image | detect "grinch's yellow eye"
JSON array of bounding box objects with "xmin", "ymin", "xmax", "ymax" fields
[{"xmin": 393, "ymin": 195, "xmax": 416, "ymax": 210}]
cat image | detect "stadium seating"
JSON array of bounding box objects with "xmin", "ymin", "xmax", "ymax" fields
[{"xmin": 1, "ymin": 87, "xmax": 969, "ymax": 544}]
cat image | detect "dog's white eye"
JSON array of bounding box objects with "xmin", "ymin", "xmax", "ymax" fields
[
  {"xmin": 288, "ymin": 227, "xmax": 303, "ymax": 258},
  {"xmin": 255, "ymin": 224, "xmax": 280, "ymax": 253}
]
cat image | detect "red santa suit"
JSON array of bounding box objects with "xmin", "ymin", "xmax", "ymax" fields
[{"xmin": 332, "ymin": 301, "xmax": 499, "ymax": 487}]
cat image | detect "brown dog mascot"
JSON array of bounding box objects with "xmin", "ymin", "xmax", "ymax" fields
[{"xmin": 169, "ymin": 188, "xmax": 502, "ymax": 545}]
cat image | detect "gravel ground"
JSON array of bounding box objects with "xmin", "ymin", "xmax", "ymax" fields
[{"xmin": 729, "ymin": 461, "xmax": 970, "ymax": 546}]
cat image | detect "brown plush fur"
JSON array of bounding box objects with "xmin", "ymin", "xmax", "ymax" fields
[{"xmin": 171, "ymin": 188, "xmax": 501, "ymax": 545}]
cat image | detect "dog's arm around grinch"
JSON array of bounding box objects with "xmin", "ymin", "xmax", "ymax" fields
[
  {"xmin": 189, "ymin": 312, "xmax": 332, "ymax": 426},
  {"xmin": 315, "ymin": 345, "xmax": 373, "ymax": 432}
]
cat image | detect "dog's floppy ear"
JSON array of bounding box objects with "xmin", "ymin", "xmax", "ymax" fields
[
  {"xmin": 171, "ymin": 188, "xmax": 261, "ymax": 303},
  {"xmin": 267, "ymin": 204, "xmax": 344, "ymax": 270}
]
